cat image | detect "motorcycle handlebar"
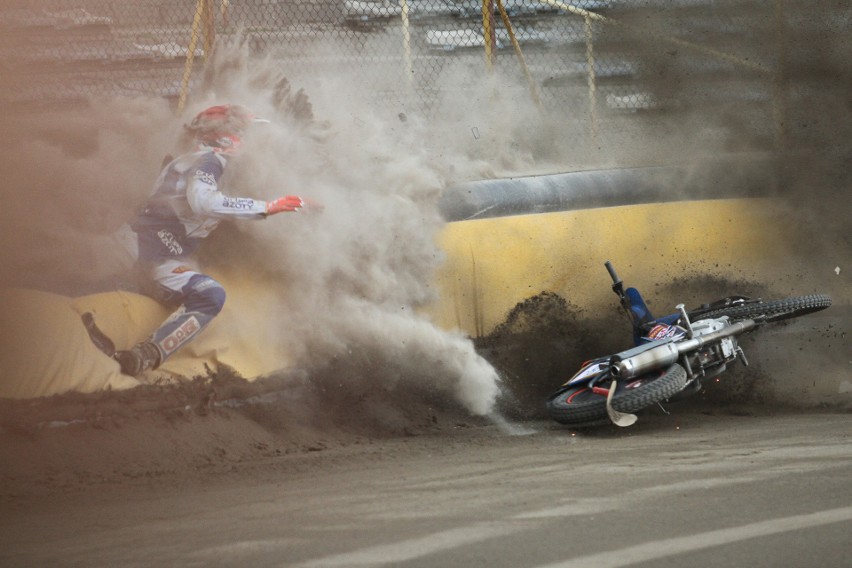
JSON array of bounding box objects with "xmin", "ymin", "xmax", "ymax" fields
[
  {"xmin": 604, "ymin": 260, "xmax": 620, "ymax": 285},
  {"xmin": 605, "ymin": 261, "xmax": 625, "ymax": 301}
]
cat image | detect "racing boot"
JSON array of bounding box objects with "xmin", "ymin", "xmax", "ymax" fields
[
  {"xmin": 114, "ymin": 341, "xmax": 162, "ymax": 377},
  {"xmin": 81, "ymin": 312, "xmax": 116, "ymax": 357}
]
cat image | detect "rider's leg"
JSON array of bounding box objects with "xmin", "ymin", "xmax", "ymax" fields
[{"xmin": 115, "ymin": 261, "xmax": 226, "ymax": 376}]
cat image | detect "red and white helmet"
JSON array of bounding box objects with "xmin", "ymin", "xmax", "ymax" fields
[{"xmin": 186, "ymin": 104, "xmax": 268, "ymax": 154}]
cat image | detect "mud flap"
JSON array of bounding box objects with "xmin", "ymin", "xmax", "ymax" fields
[
  {"xmin": 81, "ymin": 312, "xmax": 116, "ymax": 358},
  {"xmin": 606, "ymin": 379, "xmax": 638, "ymax": 427}
]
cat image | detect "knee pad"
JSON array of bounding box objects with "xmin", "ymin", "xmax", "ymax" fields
[{"xmin": 182, "ymin": 275, "xmax": 226, "ymax": 318}]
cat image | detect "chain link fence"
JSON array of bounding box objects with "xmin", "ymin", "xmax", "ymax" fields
[{"xmin": 2, "ymin": 1, "xmax": 847, "ymax": 161}]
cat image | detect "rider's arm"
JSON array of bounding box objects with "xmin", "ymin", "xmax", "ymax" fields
[
  {"xmin": 185, "ymin": 154, "xmax": 269, "ymax": 220},
  {"xmin": 185, "ymin": 154, "xmax": 305, "ymax": 219}
]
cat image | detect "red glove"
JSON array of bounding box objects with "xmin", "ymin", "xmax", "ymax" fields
[{"xmin": 266, "ymin": 195, "xmax": 304, "ymax": 215}]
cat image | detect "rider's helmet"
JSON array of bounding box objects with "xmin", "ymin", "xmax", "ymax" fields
[{"xmin": 186, "ymin": 104, "xmax": 268, "ymax": 155}]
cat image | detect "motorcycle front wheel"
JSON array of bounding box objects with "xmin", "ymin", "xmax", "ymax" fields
[
  {"xmin": 546, "ymin": 364, "xmax": 688, "ymax": 427},
  {"xmin": 697, "ymin": 294, "xmax": 831, "ymax": 323}
]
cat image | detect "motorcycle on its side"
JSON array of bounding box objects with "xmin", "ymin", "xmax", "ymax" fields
[{"xmin": 546, "ymin": 261, "xmax": 831, "ymax": 427}]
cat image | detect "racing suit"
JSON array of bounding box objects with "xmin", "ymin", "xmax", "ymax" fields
[{"xmin": 129, "ymin": 149, "xmax": 268, "ymax": 365}]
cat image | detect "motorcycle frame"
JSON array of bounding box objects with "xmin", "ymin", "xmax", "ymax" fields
[{"xmin": 565, "ymin": 262, "xmax": 757, "ymax": 391}]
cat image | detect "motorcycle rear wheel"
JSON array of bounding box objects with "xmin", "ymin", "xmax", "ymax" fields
[
  {"xmin": 546, "ymin": 364, "xmax": 687, "ymax": 427},
  {"xmin": 697, "ymin": 294, "xmax": 831, "ymax": 323}
]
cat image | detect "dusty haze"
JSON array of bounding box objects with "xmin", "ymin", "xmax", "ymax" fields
[
  {"xmin": 0, "ymin": 37, "xmax": 510, "ymax": 416},
  {"xmin": 0, "ymin": 3, "xmax": 849, "ymax": 417}
]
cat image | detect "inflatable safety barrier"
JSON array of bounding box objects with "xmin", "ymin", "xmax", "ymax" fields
[
  {"xmin": 0, "ymin": 280, "xmax": 290, "ymax": 399},
  {"xmin": 428, "ymin": 197, "xmax": 795, "ymax": 337},
  {"xmin": 3, "ymin": 160, "xmax": 815, "ymax": 400}
]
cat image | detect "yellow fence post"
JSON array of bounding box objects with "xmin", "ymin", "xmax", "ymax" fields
[
  {"xmin": 203, "ymin": 0, "xmax": 216, "ymax": 58},
  {"xmin": 495, "ymin": 0, "xmax": 542, "ymax": 109},
  {"xmin": 177, "ymin": 0, "xmax": 207, "ymax": 113},
  {"xmin": 481, "ymin": 0, "xmax": 496, "ymax": 70}
]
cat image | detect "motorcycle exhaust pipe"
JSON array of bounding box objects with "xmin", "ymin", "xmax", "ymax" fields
[
  {"xmin": 610, "ymin": 342, "xmax": 679, "ymax": 380},
  {"xmin": 611, "ymin": 319, "xmax": 756, "ymax": 379}
]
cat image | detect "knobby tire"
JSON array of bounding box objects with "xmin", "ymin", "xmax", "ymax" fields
[
  {"xmin": 697, "ymin": 294, "xmax": 831, "ymax": 323},
  {"xmin": 546, "ymin": 364, "xmax": 688, "ymax": 427}
]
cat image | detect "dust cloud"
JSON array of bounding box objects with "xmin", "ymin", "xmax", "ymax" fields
[
  {"xmin": 1, "ymin": 3, "xmax": 849, "ymax": 416},
  {"xmin": 0, "ymin": 37, "xmax": 506, "ymax": 416},
  {"xmin": 0, "ymin": 98, "xmax": 178, "ymax": 292}
]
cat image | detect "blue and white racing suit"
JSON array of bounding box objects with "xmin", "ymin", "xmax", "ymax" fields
[{"xmin": 130, "ymin": 149, "xmax": 268, "ymax": 363}]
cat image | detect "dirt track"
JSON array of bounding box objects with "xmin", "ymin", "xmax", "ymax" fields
[
  {"xmin": 2, "ymin": 397, "xmax": 850, "ymax": 567},
  {"xmin": 1, "ymin": 301, "xmax": 849, "ymax": 567}
]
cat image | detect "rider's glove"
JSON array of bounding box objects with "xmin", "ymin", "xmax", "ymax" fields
[{"xmin": 266, "ymin": 195, "xmax": 304, "ymax": 215}]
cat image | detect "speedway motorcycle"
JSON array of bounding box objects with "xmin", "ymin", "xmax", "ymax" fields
[{"xmin": 546, "ymin": 261, "xmax": 831, "ymax": 427}]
